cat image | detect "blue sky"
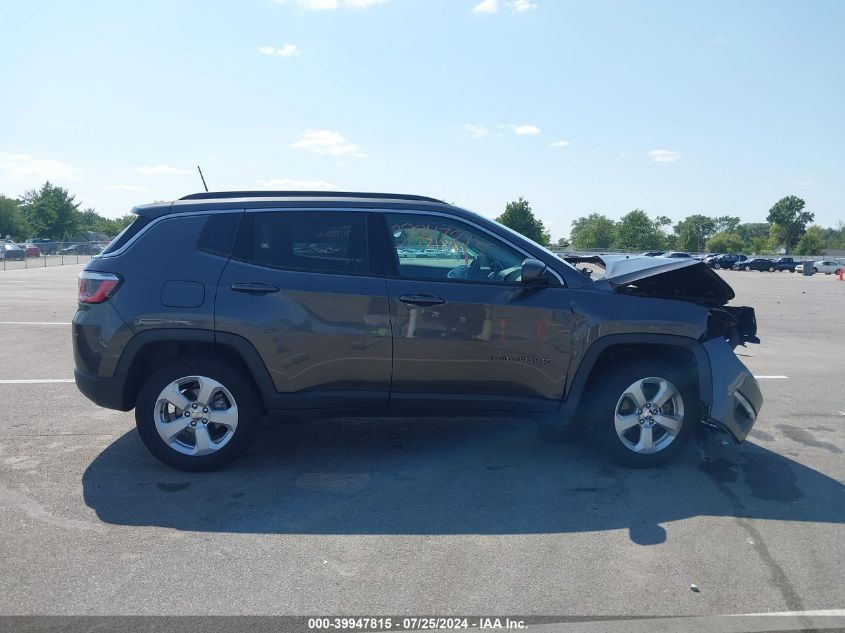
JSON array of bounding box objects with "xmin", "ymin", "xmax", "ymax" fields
[{"xmin": 0, "ymin": 0, "xmax": 842, "ymax": 239}]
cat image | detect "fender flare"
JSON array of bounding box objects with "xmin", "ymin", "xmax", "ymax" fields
[
  {"xmin": 113, "ymin": 328, "xmax": 277, "ymax": 408},
  {"xmin": 562, "ymin": 333, "xmax": 713, "ymax": 419}
]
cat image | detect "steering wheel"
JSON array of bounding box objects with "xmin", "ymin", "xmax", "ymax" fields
[
  {"xmin": 487, "ymin": 260, "xmax": 503, "ymax": 280},
  {"xmin": 465, "ymin": 255, "xmax": 483, "ymax": 279}
]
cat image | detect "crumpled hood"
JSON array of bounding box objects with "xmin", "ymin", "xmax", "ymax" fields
[{"xmin": 565, "ymin": 255, "xmax": 735, "ymax": 306}]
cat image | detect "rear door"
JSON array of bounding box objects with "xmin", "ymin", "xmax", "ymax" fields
[
  {"xmin": 373, "ymin": 210, "xmax": 574, "ymax": 413},
  {"xmin": 215, "ymin": 209, "xmax": 391, "ymax": 410}
]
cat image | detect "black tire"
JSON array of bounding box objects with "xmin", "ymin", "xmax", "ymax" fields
[
  {"xmin": 768, "ymin": 266, "xmax": 775, "ymax": 272},
  {"xmin": 744, "ymin": 265, "xmax": 751, "ymax": 271},
  {"xmin": 135, "ymin": 357, "xmax": 262, "ymax": 471},
  {"xmin": 813, "ymin": 267, "xmax": 818, "ymax": 274},
  {"xmin": 585, "ymin": 358, "xmax": 697, "ymax": 468}
]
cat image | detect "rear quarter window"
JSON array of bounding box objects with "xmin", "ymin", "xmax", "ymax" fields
[
  {"xmin": 100, "ymin": 216, "xmax": 152, "ymax": 255},
  {"xmin": 198, "ymin": 212, "xmax": 242, "ymax": 257}
]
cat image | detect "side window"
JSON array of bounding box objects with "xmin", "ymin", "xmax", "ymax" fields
[
  {"xmin": 237, "ymin": 211, "xmax": 367, "ymax": 274},
  {"xmin": 383, "ymin": 213, "xmax": 524, "ymax": 283},
  {"xmin": 198, "ymin": 212, "xmax": 241, "ymax": 257},
  {"xmin": 100, "ymin": 215, "xmax": 152, "ymax": 255}
]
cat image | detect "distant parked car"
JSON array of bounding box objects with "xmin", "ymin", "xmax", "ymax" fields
[
  {"xmin": 641, "ymin": 251, "xmax": 665, "ymax": 257},
  {"xmin": 733, "ymin": 257, "xmax": 776, "ymax": 272},
  {"xmin": 708, "ymin": 254, "xmax": 747, "ymax": 269},
  {"xmin": 803, "ymin": 260, "xmax": 844, "ymax": 275},
  {"xmin": 774, "ymin": 257, "xmax": 797, "ymax": 272},
  {"xmin": 25, "ymin": 238, "xmax": 57, "ymax": 255},
  {"xmin": 0, "ymin": 241, "xmax": 26, "ymax": 260},
  {"xmin": 22, "ymin": 243, "xmax": 41, "ymax": 258},
  {"xmin": 60, "ymin": 242, "xmax": 103, "ymax": 256},
  {"xmin": 663, "ymin": 252, "xmax": 692, "ymax": 259}
]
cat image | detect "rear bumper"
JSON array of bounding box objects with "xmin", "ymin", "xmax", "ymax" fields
[
  {"xmin": 701, "ymin": 338, "xmax": 763, "ymax": 441},
  {"xmin": 74, "ymin": 368, "xmax": 131, "ymax": 411}
]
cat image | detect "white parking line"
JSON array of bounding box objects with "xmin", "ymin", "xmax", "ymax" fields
[
  {"xmin": 736, "ymin": 608, "xmax": 845, "ymax": 616},
  {"xmin": 0, "ymin": 379, "xmax": 75, "ymax": 384},
  {"xmin": 753, "ymin": 375, "xmax": 789, "ymax": 379},
  {"xmin": 0, "ymin": 322, "xmax": 70, "ymax": 326}
]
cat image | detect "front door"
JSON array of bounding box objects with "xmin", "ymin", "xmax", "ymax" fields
[{"xmin": 375, "ymin": 211, "xmax": 574, "ymax": 413}]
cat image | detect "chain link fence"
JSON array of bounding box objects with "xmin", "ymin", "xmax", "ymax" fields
[{"xmin": 0, "ymin": 242, "xmax": 102, "ymax": 271}]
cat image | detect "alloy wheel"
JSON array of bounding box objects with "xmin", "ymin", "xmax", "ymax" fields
[
  {"xmin": 613, "ymin": 377, "xmax": 684, "ymax": 454},
  {"xmin": 154, "ymin": 375, "xmax": 239, "ymax": 456}
]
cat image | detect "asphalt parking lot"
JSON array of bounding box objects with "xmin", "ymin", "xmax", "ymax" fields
[{"xmin": 0, "ymin": 263, "xmax": 843, "ymax": 616}]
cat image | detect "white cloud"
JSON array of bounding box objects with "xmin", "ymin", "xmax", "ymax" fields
[
  {"xmin": 549, "ymin": 140, "xmax": 570, "ymax": 147},
  {"xmin": 512, "ymin": 124, "xmax": 540, "ymax": 135},
  {"xmin": 464, "ymin": 124, "xmax": 490, "ymax": 139},
  {"xmin": 473, "ymin": 0, "xmax": 537, "ymax": 14},
  {"xmin": 473, "ymin": 0, "xmax": 499, "ymax": 13},
  {"xmin": 510, "ymin": 0, "xmax": 537, "ymax": 12},
  {"xmin": 291, "ymin": 129, "xmax": 365, "ymax": 158},
  {"xmin": 256, "ymin": 178, "xmax": 338, "ymax": 190},
  {"xmin": 275, "ymin": 0, "xmax": 388, "ymax": 9},
  {"xmin": 137, "ymin": 164, "xmax": 193, "ymax": 176},
  {"xmin": 647, "ymin": 149, "xmax": 682, "ymax": 163},
  {"xmin": 108, "ymin": 184, "xmax": 149, "ymax": 192},
  {"xmin": 0, "ymin": 152, "xmax": 82, "ymax": 182},
  {"xmin": 259, "ymin": 43, "xmax": 300, "ymax": 57}
]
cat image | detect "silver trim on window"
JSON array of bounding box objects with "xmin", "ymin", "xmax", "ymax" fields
[{"xmin": 96, "ymin": 205, "xmax": 566, "ymax": 285}]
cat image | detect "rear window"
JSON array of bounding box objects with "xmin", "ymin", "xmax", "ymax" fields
[
  {"xmin": 198, "ymin": 212, "xmax": 241, "ymax": 257},
  {"xmin": 100, "ymin": 216, "xmax": 152, "ymax": 255}
]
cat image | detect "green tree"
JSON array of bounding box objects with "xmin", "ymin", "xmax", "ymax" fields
[
  {"xmin": 736, "ymin": 222, "xmax": 771, "ymax": 244},
  {"xmin": 766, "ymin": 195, "xmax": 814, "ymax": 254},
  {"xmin": 19, "ymin": 181, "xmax": 81, "ymax": 239},
  {"xmin": 673, "ymin": 214, "xmax": 718, "ymax": 252},
  {"xmin": 794, "ymin": 225, "xmax": 825, "ymax": 255},
  {"xmin": 706, "ymin": 232, "xmax": 745, "ymax": 253},
  {"xmin": 0, "ymin": 195, "xmax": 31, "ymax": 240},
  {"xmin": 569, "ymin": 212, "xmax": 617, "ymax": 250},
  {"xmin": 614, "ymin": 209, "xmax": 667, "ymax": 251},
  {"xmin": 715, "ymin": 215, "xmax": 741, "ymax": 234},
  {"xmin": 749, "ymin": 236, "xmax": 775, "ymax": 254},
  {"xmin": 556, "ymin": 237, "xmax": 570, "ymax": 248},
  {"xmin": 495, "ymin": 198, "xmax": 550, "ymax": 246},
  {"xmin": 78, "ymin": 208, "xmax": 133, "ymax": 237},
  {"xmin": 820, "ymin": 222, "xmax": 845, "ymax": 250}
]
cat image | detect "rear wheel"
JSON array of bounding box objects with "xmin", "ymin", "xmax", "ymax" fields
[
  {"xmin": 135, "ymin": 357, "xmax": 261, "ymax": 471},
  {"xmin": 586, "ymin": 359, "xmax": 697, "ymax": 468},
  {"xmin": 745, "ymin": 265, "xmax": 751, "ymax": 271}
]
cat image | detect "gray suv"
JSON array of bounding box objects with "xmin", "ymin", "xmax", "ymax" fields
[{"xmin": 73, "ymin": 191, "xmax": 762, "ymax": 471}]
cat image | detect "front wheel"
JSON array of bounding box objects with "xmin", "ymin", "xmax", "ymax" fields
[
  {"xmin": 135, "ymin": 357, "xmax": 261, "ymax": 471},
  {"xmin": 586, "ymin": 360, "xmax": 697, "ymax": 467},
  {"xmin": 813, "ymin": 267, "xmax": 818, "ymax": 274},
  {"xmin": 745, "ymin": 265, "xmax": 751, "ymax": 271},
  {"xmin": 768, "ymin": 266, "xmax": 775, "ymax": 272}
]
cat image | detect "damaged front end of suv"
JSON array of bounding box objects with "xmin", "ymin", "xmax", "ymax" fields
[{"xmin": 565, "ymin": 254, "xmax": 763, "ymax": 446}]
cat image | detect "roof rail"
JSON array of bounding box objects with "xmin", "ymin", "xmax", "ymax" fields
[{"xmin": 179, "ymin": 190, "xmax": 444, "ymax": 203}]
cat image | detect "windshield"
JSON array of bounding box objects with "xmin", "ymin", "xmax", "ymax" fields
[{"xmin": 479, "ymin": 211, "xmax": 582, "ymax": 274}]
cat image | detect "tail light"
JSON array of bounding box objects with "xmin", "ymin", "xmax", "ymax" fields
[{"xmin": 78, "ymin": 271, "xmax": 121, "ymax": 304}]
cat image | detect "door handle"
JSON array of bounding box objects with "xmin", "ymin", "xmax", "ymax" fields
[
  {"xmin": 231, "ymin": 282, "xmax": 280, "ymax": 295},
  {"xmin": 399, "ymin": 294, "xmax": 446, "ymax": 307}
]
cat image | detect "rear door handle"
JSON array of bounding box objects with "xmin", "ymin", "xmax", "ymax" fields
[
  {"xmin": 399, "ymin": 293, "xmax": 446, "ymax": 307},
  {"xmin": 231, "ymin": 282, "xmax": 280, "ymax": 295}
]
